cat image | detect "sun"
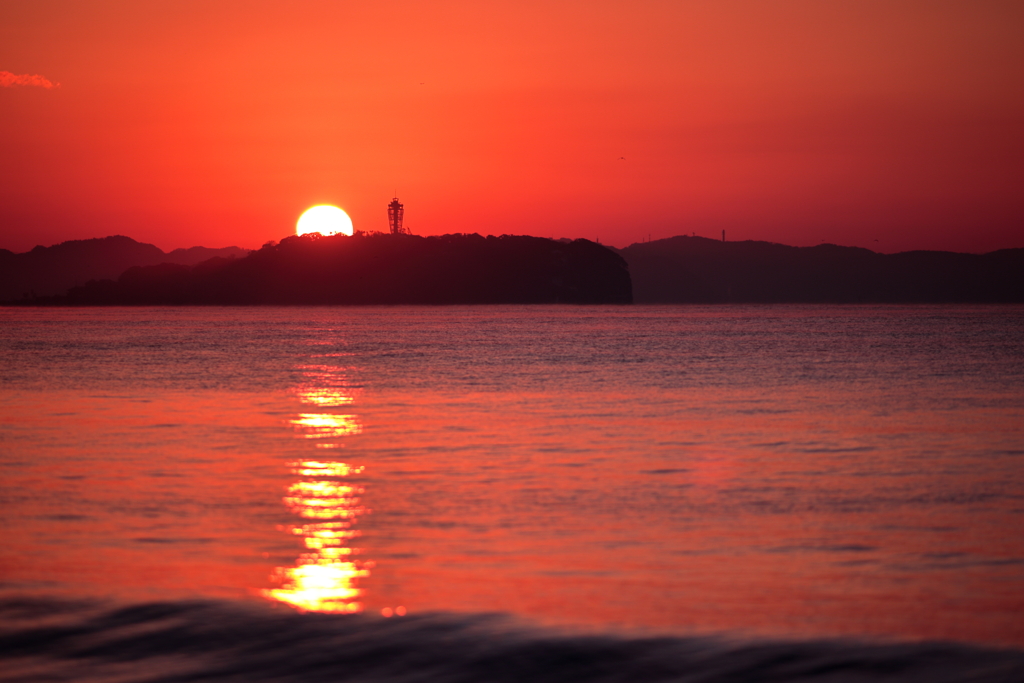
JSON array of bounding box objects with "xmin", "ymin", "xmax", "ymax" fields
[{"xmin": 296, "ymin": 205, "xmax": 353, "ymax": 237}]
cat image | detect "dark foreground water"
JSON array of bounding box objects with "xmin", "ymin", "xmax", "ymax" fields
[
  {"xmin": 1, "ymin": 305, "xmax": 1023, "ymax": 681},
  {"xmin": 3, "ymin": 598, "xmax": 1024, "ymax": 683}
]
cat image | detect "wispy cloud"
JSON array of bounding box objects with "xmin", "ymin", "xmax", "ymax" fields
[{"xmin": 1, "ymin": 71, "xmax": 59, "ymax": 88}]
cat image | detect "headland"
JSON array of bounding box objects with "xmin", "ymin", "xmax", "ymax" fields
[{"xmin": 4, "ymin": 232, "xmax": 632, "ymax": 305}]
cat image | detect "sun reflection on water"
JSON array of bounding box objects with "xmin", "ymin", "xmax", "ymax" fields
[
  {"xmin": 264, "ymin": 459, "xmax": 370, "ymax": 613},
  {"xmin": 296, "ymin": 388, "xmax": 355, "ymax": 407},
  {"xmin": 264, "ymin": 369, "xmax": 372, "ymax": 614},
  {"xmin": 292, "ymin": 364, "xmax": 361, "ymax": 407},
  {"xmin": 291, "ymin": 413, "xmax": 362, "ymax": 439}
]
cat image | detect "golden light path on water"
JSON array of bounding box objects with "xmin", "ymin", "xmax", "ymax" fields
[
  {"xmin": 262, "ymin": 363, "xmax": 392, "ymax": 615},
  {"xmin": 291, "ymin": 413, "xmax": 362, "ymax": 439},
  {"xmin": 263, "ymin": 460, "xmax": 369, "ymax": 613}
]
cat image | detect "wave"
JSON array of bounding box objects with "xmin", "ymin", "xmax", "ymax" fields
[{"xmin": 1, "ymin": 597, "xmax": 1022, "ymax": 683}]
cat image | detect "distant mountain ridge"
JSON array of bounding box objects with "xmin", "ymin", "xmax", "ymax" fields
[
  {"xmin": 0, "ymin": 236, "xmax": 249, "ymax": 301},
  {"xmin": 617, "ymin": 236, "xmax": 1024, "ymax": 303}
]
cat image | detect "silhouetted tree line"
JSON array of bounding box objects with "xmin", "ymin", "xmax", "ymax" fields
[
  {"xmin": 617, "ymin": 236, "xmax": 1024, "ymax": 303},
  {"xmin": 60, "ymin": 233, "xmax": 633, "ymax": 305}
]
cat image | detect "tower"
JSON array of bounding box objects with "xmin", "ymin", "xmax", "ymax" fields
[{"xmin": 388, "ymin": 197, "xmax": 405, "ymax": 235}]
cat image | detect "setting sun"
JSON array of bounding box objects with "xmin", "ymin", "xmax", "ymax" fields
[{"xmin": 296, "ymin": 205, "xmax": 353, "ymax": 237}]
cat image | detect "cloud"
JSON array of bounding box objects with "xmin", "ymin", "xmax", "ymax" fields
[{"xmin": 1, "ymin": 71, "xmax": 59, "ymax": 88}]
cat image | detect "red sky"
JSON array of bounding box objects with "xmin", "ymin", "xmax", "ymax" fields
[{"xmin": 2, "ymin": 0, "xmax": 1022, "ymax": 253}]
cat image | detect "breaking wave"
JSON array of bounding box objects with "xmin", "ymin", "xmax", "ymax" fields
[{"xmin": 1, "ymin": 598, "xmax": 1022, "ymax": 682}]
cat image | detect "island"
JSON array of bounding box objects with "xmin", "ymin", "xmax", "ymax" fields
[{"xmin": 52, "ymin": 233, "xmax": 633, "ymax": 305}]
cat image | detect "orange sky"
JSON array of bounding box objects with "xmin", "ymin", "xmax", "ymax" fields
[{"xmin": 2, "ymin": 0, "xmax": 1022, "ymax": 253}]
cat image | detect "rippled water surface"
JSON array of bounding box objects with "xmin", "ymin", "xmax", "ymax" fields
[{"xmin": 1, "ymin": 305, "xmax": 1023, "ymax": 666}]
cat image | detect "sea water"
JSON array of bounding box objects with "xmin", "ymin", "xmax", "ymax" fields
[{"xmin": 1, "ymin": 305, "xmax": 1023, "ymax": 682}]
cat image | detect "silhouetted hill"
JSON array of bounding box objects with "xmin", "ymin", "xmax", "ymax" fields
[
  {"xmin": 164, "ymin": 245, "xmax": 251, "ymax": 265},
  {"xmin": 618, "ymin": 236, "xmax": 1024, "ymax": 303},
  {"xmin": 56, "ymin": 233, "xmax": 632, "ymax": 305},
  {"xmin": 0, "ymin": 236, "xmax": 249, "ymax": 301}
]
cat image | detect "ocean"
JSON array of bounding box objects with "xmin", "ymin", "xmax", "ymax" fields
[{"xmin": 1, "ymin": 305, "xmax": 1023, "ymax": 681}]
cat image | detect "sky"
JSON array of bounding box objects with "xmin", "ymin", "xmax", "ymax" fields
[{"xmin": 1, "ymin": 0, "xmax": 1022, "ymax": 253}]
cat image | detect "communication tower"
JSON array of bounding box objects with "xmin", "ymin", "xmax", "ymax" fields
[{"xmin": 388, "ymin": 197, "xmax": 407, "ymax": 235}]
